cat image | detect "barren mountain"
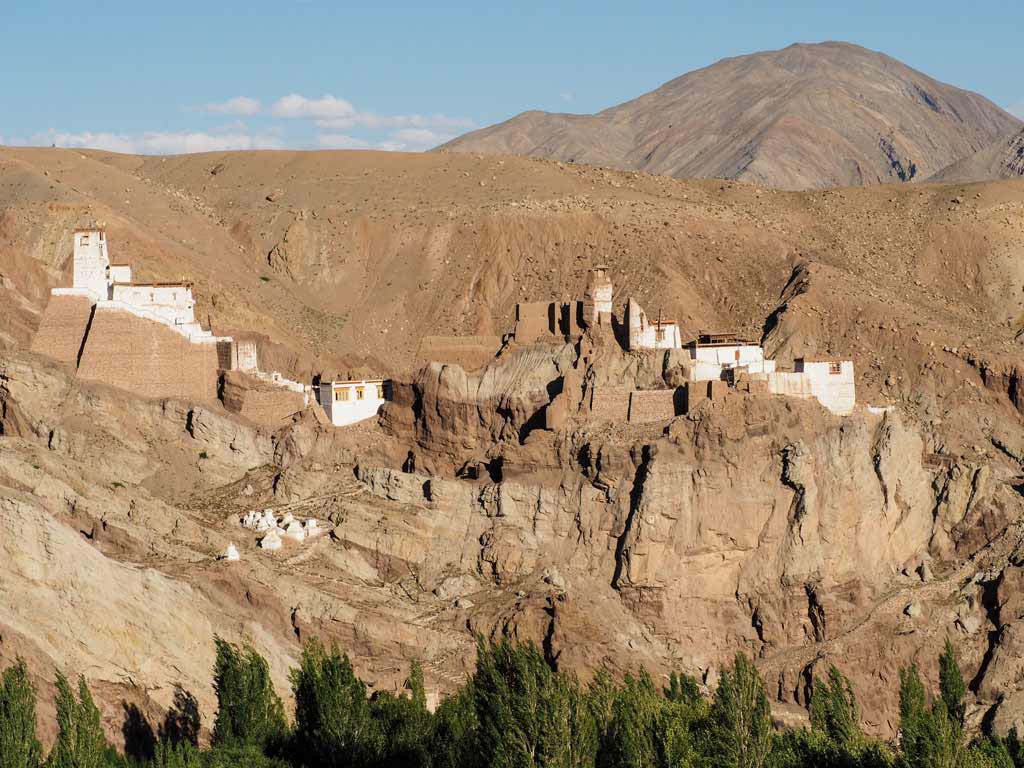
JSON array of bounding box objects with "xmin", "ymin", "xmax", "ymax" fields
[
  {"xmin": 5, "ymin": 145, "xmax": 1024, "ymax": 745},
  {"xmin": 440, "ymin": 41, "xmax": 1021, "ymax": 190},
  {"xmin": 931, "ymin": 127, "xmax": 1024, "ymax": 183}
]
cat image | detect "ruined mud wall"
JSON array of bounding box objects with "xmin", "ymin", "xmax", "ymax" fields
[
  {"xmin": 221, "ymin": 371, "xmax": 306, "ymax": 426},
  {"xmin": 77, "ymin": 308, "xmax": 220, "ymax": 401},
  {"xmin": 29, "ymin": 295, "xmax": 93, "ymax": 365}
]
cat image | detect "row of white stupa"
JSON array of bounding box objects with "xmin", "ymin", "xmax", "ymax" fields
[{"xmin": 220, "ymin": 508, "xmax": 323, "ymax": 560}]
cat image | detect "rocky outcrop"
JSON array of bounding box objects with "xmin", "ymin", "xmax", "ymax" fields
[{"xmin": 380, "ymin": 344, "xmax": 576, "ymax": 467}]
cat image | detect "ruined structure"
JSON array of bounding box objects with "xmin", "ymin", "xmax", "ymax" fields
[
  {"xmin": 625, "ymin": 298, "xmax": 682, "ymax": 350},
  {"xmin": 507, "ymin": 268, "xmax": 855, "ymax": 417}
]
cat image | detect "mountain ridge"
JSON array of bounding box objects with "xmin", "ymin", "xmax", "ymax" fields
[{"xmin": 440, "ymin": 41, "xmax": 1021, "ymax": 190}]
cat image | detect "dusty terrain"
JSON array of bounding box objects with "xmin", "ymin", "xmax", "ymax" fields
[
  {"xmin": 3, "ymin": 145, "xmax": 1024, "ymax": 745},
  {"xmin": 440, "ymin": 42, "xmax": 1021, "ymax": 190}
]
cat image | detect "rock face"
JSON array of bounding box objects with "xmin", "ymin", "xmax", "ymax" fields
[
  {"xmin": 440, "ymin": 42, "xmax": 1020, "ymax": 190},
  {"xmin": 368, "ymin": 329, "xmax": 1024, "ymax": 734}
]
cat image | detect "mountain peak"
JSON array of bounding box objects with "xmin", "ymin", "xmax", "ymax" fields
[{"xmin": 440, "ymin": 43, "xmax": 1020, "ymax": 190}]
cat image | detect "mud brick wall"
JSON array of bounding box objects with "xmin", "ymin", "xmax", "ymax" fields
[
  {"xmin": 237, "ymin": 389, "xmax": 306, "ymax": 426},
  {"xmin": 221, "ymin": 371, "xmax": 305, "ymax": 426},
  {"xmin": 627, "ymin": 389, "xmax": 679, "ymax": 424},
  {"xmin": 29, "ymin": 295, "xmax": 94, "ymax": 365},
  {"xmin": 590, "ymin": 387, "xmax": 631, "ymax": 421},
  {"xmin": 419, "ymin": 335, "xmax": 502, "ymax": 370},
  {"xmin": 77, "ymin": 308, "xmax": 220, "ymax": 401}
]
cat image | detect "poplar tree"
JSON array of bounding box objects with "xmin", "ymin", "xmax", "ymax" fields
[
  {"xmin": 430, "ymin": 686, "xmax": 479, "ymax": 768},
  {"xmin": 46, "ymin": 673, "xmax": 109, "ymax": 768},
  {"xmin": 372, "ymin": 663, "xmax": 433, "ymax": 768},
  {"xmin": 939, "ymin": 639, "xmax": 967, "ymax": 727},
  {"xmin": 290, "ymin": 637, "xmax": 381, "ymax": 768},
  {"xmin": 210, "ymin": 638, "xmax": 286, "ymax": 750},
  {"xmin": 707, "ymin": 654, "xmax": 773, "ymax": 768},
  {"xmin": 0, "ymin": 659, "xmax": 42, "ymax": 768},
  {"xmin": 809, "ymin": 665, "xmax": 861, "ymax": 748}
]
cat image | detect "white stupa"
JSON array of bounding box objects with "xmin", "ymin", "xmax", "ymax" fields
[
  {"xmin": 304, "ymin": 518, "xmax": 320, "ymax": 537},
  {"xmin": 221, "ymin": 543, "xmax": 240, "ymax": 561},
  {"xmin": 284, "ymin": 520, "xmax": 306, "ymax": 542},
  {"xmin": 259, "ymin": 529, "xmax": 283, "ymax": 551}
]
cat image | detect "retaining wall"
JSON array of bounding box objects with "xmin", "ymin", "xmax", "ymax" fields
[
  {"xmin": 29, "ymin": 294, "xmax": 94, "ymax": 365},
  {"xmin": 77, "ymin": 307, "xmax": 220, "ymax": 401}
]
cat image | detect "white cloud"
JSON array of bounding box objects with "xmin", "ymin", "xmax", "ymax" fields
[
  {"xmin": 271, "ymin": 92, "xmax": 474, "ymax": 140},
  {"xmin": 204, "ymin": 96, "xmax": 262, "ymax": 116},
  {"xmin": 560, "ymin": 91, "xmax": 575, "ymax": 103},
  {"xmin": 47, "ymin": 130, "xmax": 283, "ymax": 155},
  {"xmin": 271, "ymin": 93, "xmax": 355, "ymax": 119},
  {"xmin": 317, "ymin": 133, "xmax": 370, "ymax": 150},
  {"xmin": 389, "ymin": 128, "xmax": 454, "ymax": 148},
  {"xmin": 315, "ymin": 112, "xmax": 475, "ymax": 131}
]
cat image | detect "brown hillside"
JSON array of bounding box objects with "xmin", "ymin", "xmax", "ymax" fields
[
  {"xmin": 6, "ymin": 147, "xmax": 1024, "ymax": 743},
  {"xmin": 439, "ymin": 41, "xmax": 1021, "ymax": 190}
]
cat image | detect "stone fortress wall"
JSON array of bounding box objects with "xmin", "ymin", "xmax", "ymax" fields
[
  {"xmin": 77, "ymin": 308, "xmax": 221, "ymax": 401},
  {"xmin": 29, "ymin": 294, "xmax": 94, "ymax": 364}
]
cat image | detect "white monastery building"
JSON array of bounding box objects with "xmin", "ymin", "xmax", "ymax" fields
[
  {"xmin": 767, "ymin": 359, "xmax": 856, "ymax": 416},
  {"xmin": 319, "ymin": 379, "xmax": 390, "ymax": 427},
  {"xmin": 54, "ymin": 228, "xmax": 226, "ymax": 345},
  {"xmin": 687, "ymin": 333, "xmax": 777, "ymax": 380}
]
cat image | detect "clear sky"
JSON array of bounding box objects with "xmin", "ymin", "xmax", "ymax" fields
[{"xmin": 3, "ymin": 0, "xmax": 1022, "ymax": 154}]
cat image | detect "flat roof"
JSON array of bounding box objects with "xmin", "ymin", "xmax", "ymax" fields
[
  {"xmin": 691, "ymin": 331, "xmax": 759, "ymax": 346},
  {"xmin": 114, "ymin": 281, "xmax": 193, "ymax": 288},
  {"xmin": 325, "ymin": 379, "xmax": 386, "ymax": 386}
]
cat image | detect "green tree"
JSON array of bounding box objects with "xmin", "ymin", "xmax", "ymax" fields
[
  {"xmin": 664, "ymin": 671, "xmax": 702, "ymax": 708},
  {"xmin": 599, "ymin": 672, "xmax": 660, "ymax": 768},
  {"xmin": 46, "ymin": 673, "xmax": 109, "ymax": 768},
  {"xmin": 655, "ymin": 698, "xmax": 701, "ymax": 768},
  {"xmin": 707, "ymin": 654, "xmax": 773, "ymax": 768},
  {"xmin": 150, "ymin": 740, "xmax": 201, "ymax": 768},
  {"xmin": 543, "ymin": 673, "xmax": 597, "ymax": 768},
  {"xmin": 939, "ymin": 639, "xmax": 967, "ymax": 728},
  {"xmin": 431, "ymin": 685, "xmax": 479, "ymax": 768},
  {"xmin": 898, "ymin": 664, "xmax": 928, "ymax": 764},
  {"xmin": 210, "ymin": 638, "xmax": 285, "ymax": 751},
  {"xmin": 372, "ymin": 660, "xmax": 433, "ymax": 768},
  {"xmin": 969, "ymin": 737, "xmax": 1014, "ymax": 768},
  {"xmin": 587, "ymin": 668, "xmax": 619, "ymax": 747},
  {"xmin": 472, "ymin": 637, "xmax": 591, "ymax": 768},
  {"xmin": 810, "ymin": 665, "xmax": 862, "ymax": 748},
  {"xmin": 290, "ymin": 637, "xmax": 381, "ymax": 768},
  {"xmin": 0, "ymin": 659, "xmax": 42, "ymax": 768}
]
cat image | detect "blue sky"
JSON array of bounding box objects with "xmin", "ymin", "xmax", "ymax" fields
[{"xmin": 2, "ymin": 0, "xmax": 1022, "ymax": 154}]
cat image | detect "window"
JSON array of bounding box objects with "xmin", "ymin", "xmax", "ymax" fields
[
  {"xmin": 334, "ymin": 387, "xmax": 350, "ymax": 402},
  {"xmin": 829, "ymin": 362, "xmax": 842, "ymax": 375},
  {"xmin": 80, "ymin": 235, "xmax": 90, "ymax": 246},
  {"xmin": 355, "ymin": 386, "xmax": 365, "ymax": 400},
  {"xmin": 376, "ymin": 384, "xmax": 384, "ymax": 399},
  {"xmin": 655, "ymin": 328, "xmax": 665, "ymax": 343}
]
